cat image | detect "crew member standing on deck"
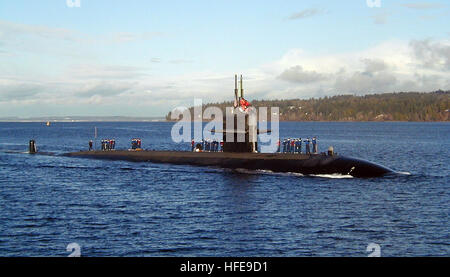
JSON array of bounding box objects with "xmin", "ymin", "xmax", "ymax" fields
[
  {"xmin": 89, "ymin": 140, "xmax": 93, "ymax": 151},
  {"xmin": 291, "ymin": 139, "xmax": 295, "ymax": 153},
  {"xmin": 306, "ymin": 138, "xmax": 311, "ymax": 154},
  {"xmin": 312, "ymin": 137, "xmax": 318, "ymax": 153},
  {"xmin": 191, "ymin": 140, "xmax": 195, "ymax": 152},
  {"xmin": 294, "ymin": 139, "xmax": 300, "ymax": 153},
  {"xmin": 298, "ymin": 138, "xmax": 302, "ymax": 154}
]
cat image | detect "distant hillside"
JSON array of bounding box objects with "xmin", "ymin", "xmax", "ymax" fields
[{"xmin": 166, "ymin": 90, "xmax": 449, "ymax": 121}]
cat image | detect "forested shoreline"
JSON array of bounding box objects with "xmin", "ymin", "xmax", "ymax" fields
[{"xmin": 166, "ymin": 91, "xmax": 449, "ymax": 122}]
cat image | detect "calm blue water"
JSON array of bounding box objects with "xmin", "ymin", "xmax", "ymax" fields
[{"xmin": 0, "ymin": 122, "xmax": 448, "ymax": 257}]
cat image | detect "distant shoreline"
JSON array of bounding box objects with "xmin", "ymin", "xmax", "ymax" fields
[
  {"xmin": 0, "ymin": 117, "xmax": 166, "ymax": 123},
  {"xmin": 0, "ymin": 120, "xmax": 448, "ymax": 123}
]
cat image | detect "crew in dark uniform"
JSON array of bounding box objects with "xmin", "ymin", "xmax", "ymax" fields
[
  {"xmin": 282, "ymin": 139, "xmax": 287, "ymax": 153},
  {"xmin": 89, "ymin": 140, "xmax": 93, "ymax": 151},
  {"xmin": 191, "ymin": 140, "xmax": 195, "ymax": 152},
  {"xmin": 298, "ymin": 138, "xmax": 302, "ymax": 154},
  {"xmin": 305, "ymin": 138, "xmax": 311, "ymax": 154},
  {"xmin": 312, "ymin": 137, "xmax": 317, "ymax": 153},
  {"xmin": 220, "ymin": 141, "xmax": 224, "ymax": 152}
]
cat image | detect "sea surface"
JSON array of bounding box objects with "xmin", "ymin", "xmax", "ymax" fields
[{"xmin": 0, "ymin": 121, "xmax": 448, "ymax": 257}]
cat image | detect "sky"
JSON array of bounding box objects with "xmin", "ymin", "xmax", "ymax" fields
[{"xmin": 0, "ymin": 0, "xmax": 449, "ymax": 117}]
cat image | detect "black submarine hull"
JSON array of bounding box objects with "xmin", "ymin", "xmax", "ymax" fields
[{"xmin": 64, "ymin": 150, "xmax": 393, "ymax": 178}]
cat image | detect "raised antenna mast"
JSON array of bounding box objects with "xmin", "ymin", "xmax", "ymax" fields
[
  {"xmin": 240, "ymin": 74, "xmax": 244, "ymax": 99},
  {"xmin": 234, "ymin": 74, "xmax": 238, "ymax": 105}
]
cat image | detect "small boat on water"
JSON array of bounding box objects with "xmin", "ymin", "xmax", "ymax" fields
[{"xmin": 46, "ymin": 121, "xmax": 51, "ymax": 126}]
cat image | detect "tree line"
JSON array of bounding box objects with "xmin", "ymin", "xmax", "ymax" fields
[{"xmin": 166, "ymin": 90, "xmax": 449, "ymax": 121}]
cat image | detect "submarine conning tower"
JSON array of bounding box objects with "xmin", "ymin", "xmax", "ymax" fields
[{"xmin": 220, "ymin": 74, "xmax": 261, "ymax": 153}]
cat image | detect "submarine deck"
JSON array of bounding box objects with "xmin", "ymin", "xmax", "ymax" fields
[
  {"xmin": 64, "ymin": 150, "xmax": 393, "ymax": 178},
  {"xmin": 65, "ymin": 150, "xmax": 319, "ymax": 161}
]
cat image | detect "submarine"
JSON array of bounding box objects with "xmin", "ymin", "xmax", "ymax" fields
[{"xmin": 62, "ymin": 75, "xmax": 394, "ymax": 178}]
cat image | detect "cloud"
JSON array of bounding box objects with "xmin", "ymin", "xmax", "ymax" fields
[
  {"xmin": 410, "ymin": 39, "xmax": 450, "ymax": 70},
  {"xmin": 65, "ymin": 64, "xmax": 149, "ymax": 79},
  {"xmin": 74, "ymin": 82, "xmax": 136, "ymax": 98},
  {"xmin": 278, "ymin": 65, "xmax": 327, "ymax": 83},
  {"xmin": 400, "ymin": 2, "xmax": 444, "ymax": 10},
  {"xmin": 361, "ymin": 58, "xmax": 388, "ymax": 73},
  {"xmin": 287, "ymin": 8, "xmax": 324, "ymax": 20},
  {"xmin": 334, "ymin": 71, "xmax": 397, "ymax": 94},
  {"xmin": 269, "ymin": 39, "xmax": 449, "ymax": 98},
  {"xmin": 0, "ymin": 79, "xmax": 43, "ymax": 102}
]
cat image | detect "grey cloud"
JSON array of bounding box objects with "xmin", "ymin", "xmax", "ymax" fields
[
  {"xmin": 334, "ymin": 72, "xmax": 397, "ymax": 94},
  {"xmin": 362, "ymin": 59, "xmax": 388, "ymax": 74},
  {"xmin": 75, "ymin": 82, "xmax": 136, "ymax": 98},
  {"xmin": 395, "ymin": 74, "xmax": 445, "ymax": 92},
  {"xmin": 0, "ymin": 82, "xmax": 43, "ymax": 101},
  {"xmin": 278, "ymin": 65, "xmax": 327, "ymax": 84},
  {"xmin": 287, "ymin": 9, "xmax": 324, "ymax": 20},
  {"xmin": 150, "ymin": 58, "xmax": 161, "ymax": 63},
  {"xmin": 410, "ymin": 39, "xmax": 450, "ymax": 70}
]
